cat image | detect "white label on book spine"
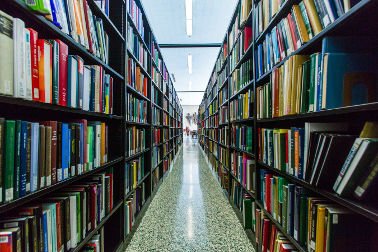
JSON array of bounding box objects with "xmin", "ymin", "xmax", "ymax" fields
[
  {"xmin": 333, "ymin": 214, "xmax": 339, "ymax": 224},
  {"xmin": 26, "ymin": 183, "xmax": 30, "ymax": 192},
  {"xmin": 354, "ymin": 186, "xmax": 364, "ymax": 197},
  {"xmin": 0, "ymin": 236, "xmax": 9, "ymax": 243},
  {"xmin": 46, "ymin": 175, "xmax": 51, "ymax": 186},
  {"xmin": 64, "ymin": 168, "xmax": 68, "ymax": 179},
  {"xmin": 40, "ymin": 177, "xmax": 45, "ymax": 188},
  {"xmin": 5, "ymin": 188, "xmax": 13, "ymax": 201},
  {"xmin": 57, "ymin": 169, "xmax": 62, "ymax": 182},
  {"xmin": 0, "ymin": 188, "xmax": 2, "ymax": 202}
]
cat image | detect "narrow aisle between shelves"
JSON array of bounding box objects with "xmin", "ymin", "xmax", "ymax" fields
[{"xmin": 125, "ymin": 136, "xmax": 254, "ymax": 251}]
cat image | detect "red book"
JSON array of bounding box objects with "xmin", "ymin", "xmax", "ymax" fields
[
  {"xmin": 82, "ymin": 0, "xmax": 93, "ymax": 53},
  {"xmin": 89, "ymin": 183, "xmax": 98, "ymax": 230},
  {"xmin": 243, "ymin": 26, "xmax": 252, "ymax": 52},
  {"xmin": 106, "ymin": 173, "xmax": 113, "ymax": 210},
  {"xmin": 27, "ymin": 28, "xmax": 40, "ymax": 101},
  {"xmin": 269, "ymin": 224, "xmax": 277, "ymax": 252},
  {"xmin": 265, "ymin": 173, "xmax": 272, "ymax": 212},
  {"xmin": 143, "ymin": 77, "xmax": 148, "ymax": 97},
  {"xmin": 42, "ymin": 121, "xmax": 57, "ymax": 184},
  {"xmin": 55, "ymin": 40, "xmax": 68, "ymax": 106},
  {"xmin": 262, "ymin": 218, "xmax": 271, "ymax": 252},
  {"xmin": 0, "ymin": 228, "xmax": 19, "ymax": 252},
  {"xmin": 276, "ymin": 25, "xmax": 285, "ymax": 60},
  {"xmin": 287, "ymin": 14, "xmax": 298, "ymax": 51}
]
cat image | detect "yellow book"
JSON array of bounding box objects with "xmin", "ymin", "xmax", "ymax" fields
[
  {"xmin": 100, "ymin": 123, "xmax": 106, "ymax": 164},
  {"xmin": 291, "ymin": 55, "xmax": 309, "ymax": 115},
  {"xmin": 360, "ymin": 121, "xmax": 378, "ymax": 138},
  {"xmin": 278, "ymin": 66, "xmax": 284, "ymax": 116},
  {"xmin": 284, "ymin": 58, "xmax": 293, "ymax": 116},
  {"xmin": 315, "ymin": 205, "xmax": 326, "ymax": 252},
  {"xmin": 303, "ymin": 0, "xmax": 323, "ymax": 35},
  {"xmin": 133, "ymin": 162, "xmax": 137, "ymax": 188},
  {"xmin": 73, "ymin": 0, "xmax": 85, "ymax": 45},
  {"xmin": 244, "ymin": 92, "xmax": 249, "ymax": 119},
  {"xmin": 292, "ymin": 5, "xmax": 310, "ymax": 43},
  {"xmin": 263, "ymin": 0, "xmax": 269, "ymax": 29}
]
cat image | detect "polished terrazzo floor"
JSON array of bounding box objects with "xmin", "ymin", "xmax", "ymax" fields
[{"xmin": 125, "ymin": 136, "xmax": 255, "ymax": 252}]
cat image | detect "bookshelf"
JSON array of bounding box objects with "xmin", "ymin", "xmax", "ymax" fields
[
  {"xmin": 0, "ymin": 0, "xmax": 182, "ymax": 251},
  {"xmin": 198, "ymin": 0, "xmax": 378, "ymax": 251}
]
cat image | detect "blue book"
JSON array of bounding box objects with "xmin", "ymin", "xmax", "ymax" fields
[
  {"xmin": 19, "ymin": 121, "xmax": 28, "ymax": 197},
  {"xmin": 42, "ymin": 210, "xmax": 48, "ymax": 252},
  {"xmin": 43, "ymin": 203, "xmax": 57, "ymax": 252},
  {"xmin": 67, "ymin": 56, "xmax": 78, "ymax": 108},
  {"xmin": 49, "ymin": 0, "xmax": 62, "ymax": 29},
  {"xmin": 89, "ymin": 67, "xmax": 96, "ymax": 111},
  {"xmin": 322, "ymin": 53, "xmax": 378, "ymax": 110},
  {"xmin": 14, "ymin": 120, "xmax": 21, "ymax": 199},
  {"xmin": 31, "ymin": 123, "xmax": 39, "ymax": 192},
  {"xmin": 61, "ymin": 123, "xmax": 70, "ymax": 180}
]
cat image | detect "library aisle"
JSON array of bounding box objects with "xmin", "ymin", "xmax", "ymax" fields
[{"xmin": 126, "ymin": 136, "xmax": 254, "ymax": 251}]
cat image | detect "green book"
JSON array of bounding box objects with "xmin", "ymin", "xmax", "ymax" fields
[
  {"xmin": 74, "ymin": 192, "xmax": 81, "ymax": 242},
  {"xmin": 4, "ymin": 120, "xmax": 15, "ymax": 202},
  {"xmin": 0, "ymin": 118, "xmax": 5, "ymax": 203},
  {"xmin": 14, "ymin": 120, "xmax": 21, "ymax": 199},
  {"xmin": 282, "ymin": 185, "xmax": 288, "ymax": 230},
  {"xmin": 88, "ymin": 126, "xmax": 94, "ymax": 170},
  {"xmin": 308, "ymin": 53, "xmax": 318, "ymax": 112},
  {"xmin": 246, "ymin": 127, "xmax": 252, "ymax": 153},
  {"xmin": 299, "ymin": 196, "xmax": 308, "ymax": 247},
  {"xmin": 24, "ymin": 0, "xmax": 52, "ymax": 15},
  {"xmin": 277, "ymin": 177, "xmax": 287, "ymax": 224},
  {"xmin": 299, "ymin": 2, "xmax": 314, "ymax": 39},
  {"xmin": 300, "ymin": 60, "xmax": 311, "ymax": 113},
  {"xmin": 243, "ymin": 198, "xmax": 252, "ymax": 229}
]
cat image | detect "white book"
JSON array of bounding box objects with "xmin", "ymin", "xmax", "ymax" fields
[
  {"xmin": 0, "ymin": 11, "xmax": 14, "ymax": 96},
  {"xmin": 45, "ymin": 209, "xmax": 53, "ymax": 252},
  {"xmin": 55, "ymin": 0, "xmax": 70, "ymax": 34},
  {"xmin": 68, "ymin": 56, "xmax": 78, "ymax": 108},
  {"xmin": 24, "ymin": 29, "xmax": 32, "ymax": 100},
  {"xmin": 14, "ymin": 18, "xmax": 26, "ymax": 98},
  {"xmin": 69, "ymin": 195, "xmax": 77, "ymax": 248},
  {"xmin": 31, "ymin": 122, "xmax": 40, "ymax": 192},
  {"xmin": 40, "ymin": 41, "xmax": 52, "ymax": 103},
  {"xmin": 83, "ymin": 66, "xmax": 91, "ymax": 111},
  {"xmin": 66, "ymin": 0, "xmax": 78, "ymax": 41}
]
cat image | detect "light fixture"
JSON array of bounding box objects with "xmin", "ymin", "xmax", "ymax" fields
[
  {"xmin": 185, "ymin": 0, "xmax": 192, "ymax": 37},
  {"xmin": 187, "ymin": 54, "xmax": 192, "ymax": 74}
]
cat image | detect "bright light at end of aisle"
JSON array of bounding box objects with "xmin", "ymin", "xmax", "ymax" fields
[
  {"xmin": 189, "ymin": 81, "xmax": 192, "ymax": 90},
  {"xmin": 185, "ymin": 0, "xmax": 193, "ymax": 36}
]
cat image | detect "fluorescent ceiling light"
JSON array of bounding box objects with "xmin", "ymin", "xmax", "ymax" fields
[
  {"xmin": 185, "ymin": 0, "xmax": 193, "ymax": 37},
  {"xmin": 187, "ymin": 54, "xmax": 192, "ymax": 74}
]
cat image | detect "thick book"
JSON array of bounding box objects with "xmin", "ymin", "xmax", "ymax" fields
[
  {"xmin": 28, "ymin": 28, "xmax": 40, "ymax": 101},
  {"xmin": 4, "ymin": 120, "xmax": 15, "ymax": 202},
  {"xmin": 13, "ymin": 18, "xmax": 26, "ymax": 99},
  {"xmin": 0, "ymin": 11, "xmax": 14, "ymax": 96}
]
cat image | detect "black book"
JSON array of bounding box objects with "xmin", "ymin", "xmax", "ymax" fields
[
  {"xmin": 14, "ymin": 120, "xmax": 21, "ymax": 199},
  {"xmin": 314, "ymin": 134, "xmax": 356, "ymax": 189},
  {"xmin": 309, "ymin": 133, "xmax": 332, "ymax": 184},
  {"xmin": 305, "ymin": 131, "xmax": 322, "ymax": 182}
]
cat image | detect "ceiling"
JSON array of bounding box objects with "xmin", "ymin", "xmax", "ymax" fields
[{"xmin": 141, "ymin": 0, "xmax": 238, "ymax": 105}]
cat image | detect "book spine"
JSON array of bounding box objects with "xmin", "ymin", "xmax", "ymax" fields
[
  {"xmin": 28, "ymin": 29, "xmax": 39, "ymax": 101},
  {"xmin": 4, "ymin": 120, "xmax": 15, "ymax": 202}
]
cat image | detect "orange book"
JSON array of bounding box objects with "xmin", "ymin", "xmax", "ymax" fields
[
  {"xmin": 136, "ymin": 67, "xmax": 141, "ymax": 91},
  {"xmin": 73, "ymin": 0, "xmax": 84, "ymax": 43},
  {"xmin": 37, "ymin": 39, "xmax": 52, "ymax": 103},
  {"xmin": 143, "ymin": 77, "xmax": 148, "ymax": 97}
]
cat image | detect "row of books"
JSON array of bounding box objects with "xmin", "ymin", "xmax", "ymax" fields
[
  {"xmin": 231, "ymin": 125, "xmax": 253, "ymax": 153},
  {"xmin": 0, "ymin": 171, "xmax": 113, "ymax": 251},
  {"xmin": 0, "ymin": 19, "xmax": 114, "ymax": 113},
  {"xmin": 207, "ymin": 129, "xmax": 217, "ymax": 142},
  {"xmin": 208, "ymin": 140, "xmax": 218, "ymax": 158},
  {"xmin": 231, "ymin": 151, "xmax": 256, "ymax": 192},
  {"xmin": 261, "ymin": 37, "xmax": 377, "ymax": 117},
  {"xmin": 205, "ymin": 114, "xmax": 219, "ymax": 128},
  {"xmin": 127, "ymin": 57, "xmax": 148, "ymax": 97},
  {"xmin": 82, "ymin": 228, "xmax": 104, "ymax": 252},
  {"xmin": 218, "ymin": 146, "xmax": 229, "ymax": 168},
  {"xmin": 163, "ymin": 112, "xmax": 169, "ymax": 126},
  {"xmin": 229, "ymin": 26, "xmax": 252, "ymax": 72},
  {"xmin": 152, "ymin": 106, "xmax": 161, "ymax": 125},
  {"xmin": 125, "ymin": 157, "xmax": 145, "ymax": 195},
  {"xmin": 216, "ymin": 42, "xmax": 228, "ymax": 72},
  {"xmin": 219, "ymin": 85, "xmax": 228, "ymax": 105},
  {"xmin": 152, "ymin": 146, "xmax": 161, "ymax": 168},
  {"xmin": 151, "ymin": 42, "xmax": 162, "ymax": 72},
  {"xmin": 162, "ymin": 143, "xmax": 169, "ymax": 157},
  {"xmin": 254, "ymin": 0, "xmax": 287, "ymax": 38},
  {"xmin": 126, "ymin": 127, "xmax": 145, "ymax": 157},
  {"xmin": 260, "ymin": 171, "xmax": 371, "ymax": 251},
  {"xmin": 127, "ymin": 0, "xmax": 145, "ymax": 40},
  {"xmin": 152, "ymin": 67, "xmax": 162, "ymax": 91},
  {"xmin": 126, "ymin": 94, "xmax": 148, "ymax": 124},
  {"xmin": 151, "ymin": 85, "xmax": 161, "ymax": 105},
  {"xmin": 239, "ymin": 0, "xmax": 252, "ymax": 25},
  {"xmin": 0, "ymin": 119, "xmax": 108, "ymax": 204},
  {"xmin": 231, "ymin": 180, "xmax": 244, "ymax": 210},
  {"xmin": 255, "ymin": 0, "xmax": 359, "ymax": 78},
  {"xmin": 127, "ymin": 23, "xmax": 148, "ymax": 70},
  {"xmin": 230, "ymin": 90, "xmax": 253, "ymax": 122},
  {"xmin": 219, "ymin": 106, "xmax": 229, "ymax": 125},
  {"xmin": 258, "ymin": 122, "xmax": 378, "ymax": 201},
  {"xmin": 25, "ymin": 0, "xmax": 110, "ymax": 63},
  {"xmin": 153, "ymin": 128, "xmax": 168, "ymax": 146},
  {"xmin": 125, "ymin": 184, "xmax": 146, "ymax": 236},
  {"xmin": 230, "ymin": 59, "xmax": 253, "ymax": 97},
  {"xmin": 218, "ymin": 126, "xmax": 229, "ymax": 146}
]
